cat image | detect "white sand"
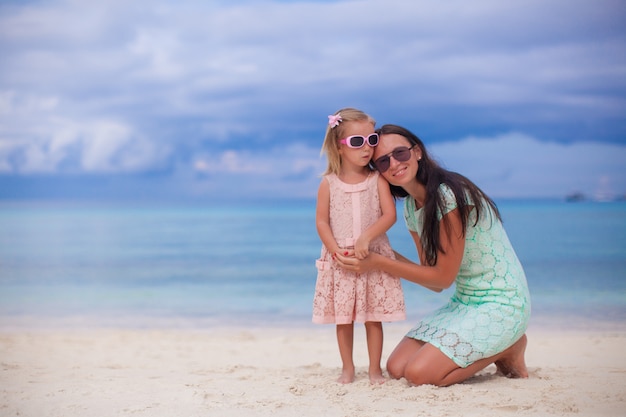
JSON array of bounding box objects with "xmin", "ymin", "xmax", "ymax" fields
[{"xmin": 1, "ymin": 323, "xmax": 625, "ymax": 417}]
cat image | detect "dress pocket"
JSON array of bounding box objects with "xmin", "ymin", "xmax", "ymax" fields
[{"xmin": 316, "ymin": 258, "xmax": 330, "ymax": 271}]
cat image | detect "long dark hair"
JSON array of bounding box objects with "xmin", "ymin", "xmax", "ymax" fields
[{"xmin": 376, "ymin": 124, "xmax": 501, "ymax": 266}]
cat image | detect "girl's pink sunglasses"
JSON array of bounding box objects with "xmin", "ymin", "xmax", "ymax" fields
[{"xmin": 338, "ymin": 133, "xmax": 379, "ymax": 148}]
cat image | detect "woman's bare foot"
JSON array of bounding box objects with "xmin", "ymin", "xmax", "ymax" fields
[
  {"xmin": 337, "ymin": 367, "xmax": 355, "ymax": 384},
  {"xmin": 369, "ymin": 367, "xmax": 386, "ymax": 385},
  {"xmin": 495, "ymin": 334, "xmax": 529, "ymax": 378}
]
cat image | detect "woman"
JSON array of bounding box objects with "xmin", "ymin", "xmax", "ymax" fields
[{"xmin": 334, "ymin": 124, "xmax": 531, "ymax": 387}]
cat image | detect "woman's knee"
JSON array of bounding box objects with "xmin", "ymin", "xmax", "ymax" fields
[
  {"xmin": 386, "ymin": 337, "xmax": 424, "ymax": 380},
  {"xmin": 402, "ymin": 345, "xmax": 458, "ymax": 386},
  {"xmin": 385, "ymin": 355, "xmax": 404, "ymax": 380},
  {"xmin": 403, "ymin": 361, "xmax": 433, "ymax": 386}
]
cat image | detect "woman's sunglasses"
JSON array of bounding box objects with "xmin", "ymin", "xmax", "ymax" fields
[
  {"xmin": 339, "ymin": 133, "xmax": 379, "ymax": 149},
  {"xmin": 372, "ymin": 146, "xmax": 415, "ymax": 173}
]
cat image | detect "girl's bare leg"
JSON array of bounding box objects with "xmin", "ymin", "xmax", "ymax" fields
[
  {"xmin": 364, "ymin": 321, "xmax": 385, "ymax": 384},
  {"xmin": 336, "ymin": 323, "xmax": 355, "ymax": 383}
]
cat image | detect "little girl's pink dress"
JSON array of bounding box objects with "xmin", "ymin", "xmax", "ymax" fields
[{"xmin": 312, "ymin": 172, "xmax": 406, "ymax": 324}]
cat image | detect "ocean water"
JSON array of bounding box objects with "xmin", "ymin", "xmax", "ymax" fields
[{"xmin": 0, "ymin": 199, "xmax": 625, "ymax": 330}]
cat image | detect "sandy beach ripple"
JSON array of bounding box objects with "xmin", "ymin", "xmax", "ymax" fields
[{"xmin": 1, "ymin": 324, "xmax": 625, "ymax": 417}]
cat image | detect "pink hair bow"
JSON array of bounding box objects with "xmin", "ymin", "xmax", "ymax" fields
[{"xmin": 328, "ymin": 114, "xmax": 342, "ymax": 128}]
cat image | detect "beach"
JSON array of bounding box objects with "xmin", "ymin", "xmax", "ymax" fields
[
  {"xmin": 1, "ymin": 201, "xmax": 625, "ymax": 416},
  {"xmin": 1, "ymin": 323, "xmax": 625, "ymax": 417}
]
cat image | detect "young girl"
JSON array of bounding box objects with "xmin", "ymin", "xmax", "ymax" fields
[{"xmin": 312, "ymin": 108, "xmax": 406, "ymax": 384}]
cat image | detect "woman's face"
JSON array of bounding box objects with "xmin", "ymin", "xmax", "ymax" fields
[{"xmin": 373, "ymin": 133, "xmax": 422, "ymax": 186}]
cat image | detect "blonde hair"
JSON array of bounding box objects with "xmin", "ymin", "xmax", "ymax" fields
[{"xmin": 321, "ymin": 107, "xmax": 376, "ymax": 175}]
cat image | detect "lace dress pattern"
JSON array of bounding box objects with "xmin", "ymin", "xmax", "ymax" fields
[
  {"xmin": 404, "ymin": 184, "xmax": 531, "ymax": 367},
  {"xmin": 312, "ymin": 172, "xmax": 406, "ymax": 324}
]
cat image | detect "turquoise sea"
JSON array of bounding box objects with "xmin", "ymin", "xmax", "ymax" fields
[{"xmin": 0, "ymin": 199, "xmax": 625, "ymax": 330}]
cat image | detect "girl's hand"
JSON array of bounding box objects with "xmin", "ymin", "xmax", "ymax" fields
[
  {"xmin": 334, "ymin": 251, "xmax": 377, "ymax": 274},
  {"xmin": 354, "ymin": 237, "xmax": 370, "ymax": 260},
  {"xmin": 334, "ymin": 249, "xmax": 354, "ymax": 261}
]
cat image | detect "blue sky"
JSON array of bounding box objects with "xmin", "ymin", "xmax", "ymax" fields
[{"xmin": 0, "ymin": 0, "xmax": 625, "ymax": 202}]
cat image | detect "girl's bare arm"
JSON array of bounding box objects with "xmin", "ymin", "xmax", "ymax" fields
[
  {"xmin": 315, "ymin": 178, "xmax": 341, "ymax": 255},
  {"xmin": 354, "ymin": 175, "xmax": 397, "ymax": 258}
]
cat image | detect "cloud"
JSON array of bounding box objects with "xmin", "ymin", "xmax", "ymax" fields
[
  {"xmin": 429, "ymin": 133, "xmax": 626, "ymax": 199},
  {"xmin": 0, "ymin": 0, "xmax": 624, "ymax": 200},
  {"xmin": 0, "ymin": 113, "xmax": 169, "ymax": 174},
  {"xmin": 186, "ymin": 143, "xmax": 326, "ymax": 200},
  {"xmin": 166, "ymin": 134, "xmax": 626, "ymax": 201}
]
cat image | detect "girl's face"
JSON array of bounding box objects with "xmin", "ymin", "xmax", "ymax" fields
[
  {"xmin": 338, "ymin": 120, "xmax": 377, "ymax": 168},
  {"xmin": 373, "ymin": 133, "xmax": 422, "ymax": 186}
]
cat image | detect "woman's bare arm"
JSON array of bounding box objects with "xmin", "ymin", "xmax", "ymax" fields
[{"xmin": 336, "ymin": 208, "xmax": 466, "ymax": 291}]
